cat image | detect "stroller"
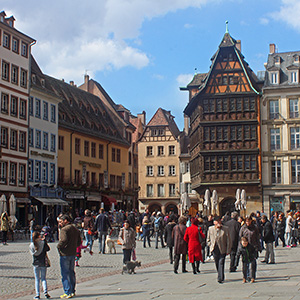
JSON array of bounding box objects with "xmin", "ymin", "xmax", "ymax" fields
[{"xmin": 41, "ymin": 225, "xmax": 55, "ymax": 242}]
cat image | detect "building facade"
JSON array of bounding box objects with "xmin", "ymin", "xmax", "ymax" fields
[
  {"xmin": 28, "ymin": 57, "xmax": 66, "ymax": 224},
  {"xmin": 0, "ymin": 11, "xmax": 35, "ymax": 225},
  {"xmin": 138, "ymin": 108, "xmax": 181, "ymax": 214},
  {"xmin": 184, "ymin": 31, "xmax": 263, "ymax": 215},
  {"xmin": 262, "ymin": 44, "xmax": 300, "ymax": 215}
]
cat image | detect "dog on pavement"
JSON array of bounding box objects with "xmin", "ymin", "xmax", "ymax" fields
[
  {"xmin": 121, "ymin": 261, "xmax": 141, "ymax": 274},
  {"xmin": 105, "ymin": 235, "xmax": 116, "ymax": 254}
]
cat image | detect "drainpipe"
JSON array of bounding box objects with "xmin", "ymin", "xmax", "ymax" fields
[{"xmin": 70, "ymin": 131, "xmax": 74, "ymax": 183}]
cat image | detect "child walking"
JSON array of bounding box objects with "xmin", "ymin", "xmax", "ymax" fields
[
  {"xmin": 235, "ymin": 236, "xmax": 257, "ymax": 283},
  {"xmin": 75, "ymin": 240, "xmax": 93, "ymax": 266}
]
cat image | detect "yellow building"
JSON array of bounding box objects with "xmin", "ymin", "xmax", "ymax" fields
[
  {"xmin": 44, "ymin": 75, "xmax": 131, "ymax": 211},
  {"xmin": 138, "ymin": 108, "xmax": 181, "ymax": 214}
]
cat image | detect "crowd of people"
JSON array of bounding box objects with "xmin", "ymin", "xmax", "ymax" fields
[{"xmin": 16, "ymin": 208, "xmax": 300, "ymax": 299}]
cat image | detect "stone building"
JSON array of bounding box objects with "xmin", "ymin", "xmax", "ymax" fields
[{"xmin": 262, "ymin": 44, "xmax": 300, "ymax": 214}]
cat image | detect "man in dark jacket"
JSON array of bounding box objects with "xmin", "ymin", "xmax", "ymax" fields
[
  {"xmin": 57, "ymin": 214, "xmax": 81, "ymax": 298},
  {"xmin": 224, "ymin": 211, "xmax": 241, "ymax": 272},
  {"xmin": 261, "ymin": 215, "xmax": 275, "ymax": 264},
  {"xmin": 94, "ymin": 208, "xmax": 112, "ymax": 254}
]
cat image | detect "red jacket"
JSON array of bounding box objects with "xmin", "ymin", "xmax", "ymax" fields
[{"xmin": 184, "ymin": 224, "xmax": 205, "ymax": 263}]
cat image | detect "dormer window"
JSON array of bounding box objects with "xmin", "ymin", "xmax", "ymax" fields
[
  {"xmin": 87, "ymin": 105, "xmax": 90, "ymax": 113},
  {"xmin": 270, "ymin": 72, "xmax": 279, "ymax": 84},
  {"xmin": 72, "ymin": 116, "xmax": 75, "ymax": 124},
  {"xmin": 274, "ymin": 56, "xmax": 281, "ymax": 64},
  {"xmin": 91, "ymin": 122, "xmax": 95, "ymax": 130},
  {"xmin": 69, "ymin": 99, "xmax": 73, "ymax": 106},
  {"xmin": 291, "ymin": 71, "xmax": 299, "ymax": 84},
  {"xmin": 41, "ymin": 78, "xmax": 45, "ymax": 88},
  {"xmin": 95, "ymin": 108, "xmax": 98, "ymax": 115},
  {"xmin": 62, "ymin": 113, "xmax": 66, "ymax": 121},
  {"xmin": 81, "ymin": 119, "xmax": 85, "ymax": 126},
  {"xmin": 79, "ymin": 102, "xmax": 83, "ymax": 109},
  {"xmin": 294, "ymin": 55, "xmax": 299, "ymax": 63},
  {"xmin": 32, "ymin": 74, "xmax": 36, "ymax": 84}
]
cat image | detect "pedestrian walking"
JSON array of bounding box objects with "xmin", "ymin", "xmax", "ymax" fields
[
  {"xmin": 184, "ymin": 217, "xmax": 205, "ymax": 274},
  {"xmin": 82, "ymin": 209, "xmax": 94, "ymax": 252},
  {"xmin": 75, "ymin": 239, "xmax": 93, "ymax": 267},
  {"xmin": 118, "ymin": 220, "xmax": 136, "ymax": 264},
  {"xmin": 1, "ymin": 211, "xmax": 9, "ymax": 245},
  {"xmin": 276, "ymin": 213, "xmax": 286, "ymax": 247},
  {"xmin": 164, "ymin": 215, "xmax": 177, "ymax": 264},
  {"xmin": 29, "ymin": 231, "xmax": 51, "ymax": 299},
  {"xmin": 207, "ymin": 216, "xmax": 231, "ymax": 283},
  {"xmin": 172, "ymin": 216, "xmax": 188, "ymax": 274},
  {"xmin": 285, "ymin": 211, "xmax": 293, "ymax": 247},
  {"xmin": 94, "ymin": 208, "xmax": 112, "ymax": 254},
  {"xmin": 198, "ymin": 218, "xmax": 207, "ymax": 262},
  {"xmin": 142, "ymin": 216, "xmax": 151, "ymax": 248},
  {"xmin": 261, "ymin": 215, "xmax": 275, "ymax": 264},
  {"xmin": 235, "ymin": 236, "xmax": 257, "ymax": 283},
  {"xmin": 224, "ymin": 211, "xmax": 241, "ymax": 272},
  {"xmin": 154, "ymin": 212, "xmax": 165, "ymax": 249},
  {"xmin": 57, "ymin": 214, "xmax": 81, "ymax": 299}
]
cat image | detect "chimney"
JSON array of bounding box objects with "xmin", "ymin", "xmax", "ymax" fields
[
  {"xmin": 70, "ymin": 81, "xmax": 74, "ymax": 86},
  {"xmin": 137, "ymin": 111, "xmax": 146, "ymax": 125},
  {"xmin": 81, "ymin": 74, "xmax": 90, "ymax": 92},
  {"xmin": 269, "ymin": 43, "xmax": 276, "ymax": 54},
  {"xmin": 184, "ymin": 114, "xmax": 189, "ymax": 135},
  {"xmin": 236, "ymin": 40, "xmax": 241, "ymax": 52}
]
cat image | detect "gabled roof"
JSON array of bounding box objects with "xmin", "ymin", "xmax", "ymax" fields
[
  {"xmin": 45, "ymin": 76, "xmax": 130, "ymax": 146},
  {"xmin": 184, "ymin": 32, "xmax": 261, "ymax": 115},
  {"xmin": 146, "ymin": 108, "xmax": 180, "ymax": 138}
]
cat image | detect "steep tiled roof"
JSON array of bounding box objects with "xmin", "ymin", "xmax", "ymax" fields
[
  {"xmin": 46, "ymin": 76, "xmax": 130, "ymax": 146},
  {"xmin": 147, "ymin": 108, "xmax": 180, "ymax": 138},
  {"xmin": 264, "ymin": 50, "xmax": 300, "ymax": 88},
  {"xmin": 130, "ymin": 116, "xmax": 143, "ymax": 143},
  {"xmin": 187, "ymin": 73, "xmax": 207, "ymax": 88}
]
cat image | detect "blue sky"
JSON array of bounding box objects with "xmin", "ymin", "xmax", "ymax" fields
[{"xmin": 3, "ymin": 0, "xmax": 300, "ymax": 129}]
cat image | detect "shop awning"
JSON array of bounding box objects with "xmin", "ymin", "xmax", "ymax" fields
[
  {"xmin": 101, "ymin": 195, "xmax": 117, "ymax": 205},
  {"xmin": 87, "ymin": 196, "xmax": 102, "ymax": 202},
  {"xmin": 33, "ymin": 197, "xmax": 69, "ymax": 206},
  {"xmin": 16, "ymin": 198, "xmax": 31, "ymax": 204},
  {"xmin": 65, "ymin": 193, "xmax": 85, "ymax": 200}
]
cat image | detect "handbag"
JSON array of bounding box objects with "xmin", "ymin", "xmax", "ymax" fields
[
  {"xmin": 117, "ymin": 228, "xmax": 124, "ymax": 245},
  {"xmin": 45, "ymin": 253, "xmax": 51, "ymax": 268}
]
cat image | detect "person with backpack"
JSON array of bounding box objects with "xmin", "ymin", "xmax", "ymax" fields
[
  {"xmin": 154, "ymin": 212, "xmax": 165, "ymax": 249},
  {"xmin": 94, "ymin": 208, "xmax": 112, "ymax": 254}
]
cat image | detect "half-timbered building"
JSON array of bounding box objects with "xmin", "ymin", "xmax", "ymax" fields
[{"xmin": 183, "ymin": 31, "xmax": 263, "ymax": 215}]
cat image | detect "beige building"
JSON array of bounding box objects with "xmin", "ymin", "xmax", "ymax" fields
[
  {"xmin": 262, "ymin": 44, "xmax": 300, "ymax": 215},
  {"xmin": 138, "ymin": 108, "xmax": 181, "ymax": 214},
  {"xmin": 0, "ymin": 11, "xmax": 35, "ymax": 225}
]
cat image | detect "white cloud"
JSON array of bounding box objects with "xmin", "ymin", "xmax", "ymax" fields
[
  {"xmin": 2, "ymin": 0, "xmax": 212, "ymax": 83},
  {"xmin": 184, "ymin": 23, "xmax": 194, "ymax": 29},
  {"xmin": 260, "ymin": 17, "xmax": 269, "ymax": 25},
  {"xmin": 176, "ymin": 73, "xmax": 194, "ymax": 86},
  {"xmin": 152, "ymin": 74, "xmax": 165, "ymax": 80},
  {"xmin": 271, "ymin": 0, "xmax": 300, "ymax": 31}
]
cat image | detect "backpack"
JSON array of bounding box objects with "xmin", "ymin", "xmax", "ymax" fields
[{"xmin": 154, "ymin": 217, "xmax": 161, "ymax": 231}]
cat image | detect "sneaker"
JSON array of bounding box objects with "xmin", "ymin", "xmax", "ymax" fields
[
  {"xmin": 60, "ymin": 294, "xmax": 68, "ymax": 299},
  {"xmin": 65, "ymin": 295, "xmax": 73, "ymax": 299},
  {"xmin": 250, "ymin": 278, "xmax": 255, "ymax": 283},
  {"xmin": 242, "ymin": 278, "xmax": 247, "ymax": 283},
  {"xmin": 45, "ymin": 293, "xmax": 51, "ymax": 299},
  {"xmin": 33, "ymin": 296, "xmax": 40, "ymax": 300},
  {"xmin": 71, "ymin": 293, "xmax": 75, "ymax": 297},
  {"xmin": 286, "ymin": 245, "xmax": 291, "ymax": 248},
  {"xmin": 261, "ymin": 260, "xmax": 267, "ymax": 263}
]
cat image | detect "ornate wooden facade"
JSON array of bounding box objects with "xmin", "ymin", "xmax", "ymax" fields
[{"xmin": 184, "ymin": 32, "xmax": 263, "ymax": 214}]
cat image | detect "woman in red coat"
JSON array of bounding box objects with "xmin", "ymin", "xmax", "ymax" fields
[{"xmin": 184, "ymin": 217, "xmax": 205, "ymax": 274}]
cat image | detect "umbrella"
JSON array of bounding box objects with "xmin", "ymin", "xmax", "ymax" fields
[
  {"xmin": 0, "ymin": 194, "xmax": 7, "ymax": 216},
  {"xmin": 235, "ymin": 188, "xmax": 241, "ymax": 210},
  {"xmin": 9, "ymin": 194, "xmax": 18, "ymax": 229},
  {"xmin": 181, "ymin": 192, "xmax": 191, "ymax": 210},
  {"xmin": 204, "ymin": 189, "xmax": 211, "ymax": 209},
  {"xmin": 241, "ymin": 189, "xmax": 247, "ymax": 210},
  {"xmin": 212, "ymin": 190, "xmax": 218, "ymax": 211}
]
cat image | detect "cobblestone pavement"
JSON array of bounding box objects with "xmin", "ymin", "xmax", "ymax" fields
[{"xmin": 0, "ymin": 238, "xmax": 167, "ymax": 298}]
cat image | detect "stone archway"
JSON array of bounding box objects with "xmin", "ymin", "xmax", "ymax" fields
[
  {"xmin": 148, "ymin": 203, "xmax": 161, "ymax": 213},
  {"xmin": 165, "ymin": 203, "xmax": 178, "ymax": 215},
  {"xmin": 219, "ymin": 197, "xmax": 238, "ymax": 217}
]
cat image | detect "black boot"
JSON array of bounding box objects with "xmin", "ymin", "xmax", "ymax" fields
[
  {"xmin": 196, "ymin": 261, "xmax": 200, "ymax": 273},
  {"xmin": 192, "ymin": 262, "xmax": 197, "ymax": 274}
]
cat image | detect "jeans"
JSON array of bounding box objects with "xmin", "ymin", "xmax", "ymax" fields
[
  {"xmin": 265, "ymin": 242, "xmax": 275, "ymax": 263},
  {"xmin": 123, "ymin": 249, "xmax": 132, "ymax": 264},
  {"xmin": 143, "ymin": 234, "xmax": 151, "ymax": 247},
  {"xmin": 155, "ymin": 231, "xmax": 164, "ymax": 248},
  {"xmin": 33, "ymin": 266, "xmax": 47, "ymax": 296},
  {"xmin": 285, "ymin": 232, "xmax": 291, "ymax": 246},
  {"xmin": 84, "ymin": 230, "xmax": 93, "ymax": 251},
  {"xmin": 212, "ymin": 246, "xmax": 226, "ymax": 282},
  {"xmin": 242, "ymin": 260, "xmax": 257, "ymax": 280},
  {"xmin": 98, "ymin": 231, "xmax": 107, "ymax": 253},
  {"xmin": 60, "ymin": 256, "xmax": 76, "ymax": 295}
]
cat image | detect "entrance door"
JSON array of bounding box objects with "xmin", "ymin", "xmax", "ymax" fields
[{"xmin": 220, "ymin": 197, "xmax": 237, "ymax": 216}]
